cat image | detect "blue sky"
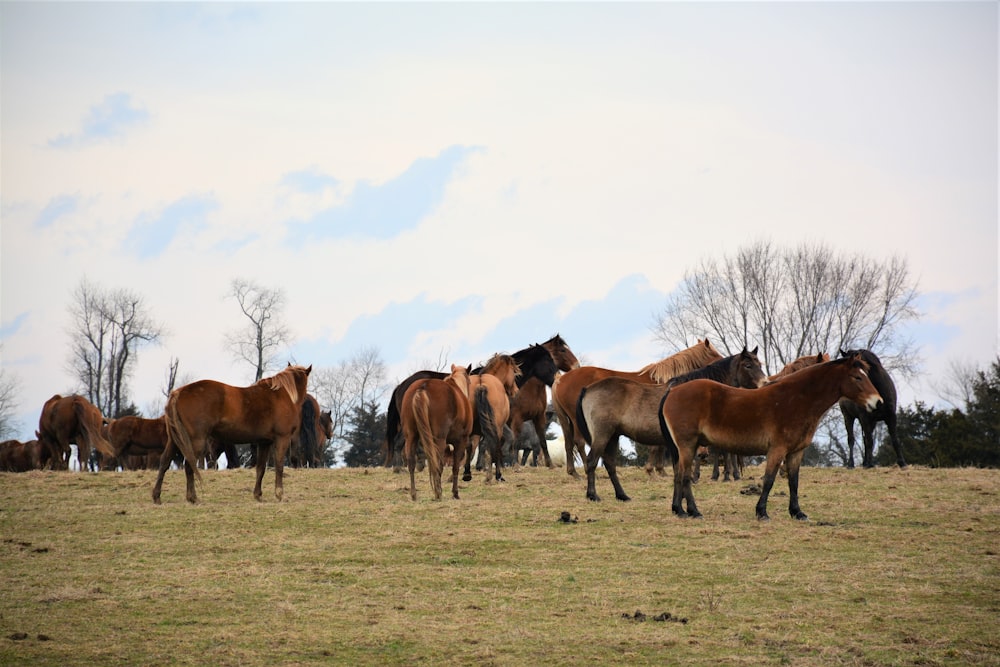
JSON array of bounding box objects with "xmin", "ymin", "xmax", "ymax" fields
[{"xmin": 1, "ymin": 1, "xmax": 996, "ymax": 439}]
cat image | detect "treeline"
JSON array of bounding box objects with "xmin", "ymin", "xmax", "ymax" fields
[{"xmin": 881, "ymin": 358, "xmax": 999, "ymax": 468}]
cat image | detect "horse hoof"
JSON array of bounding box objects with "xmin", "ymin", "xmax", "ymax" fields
[
  {"xmin": 587, "ymin": 493, "xmax": 601, "ymax": 502},
  {"xmin": 793, "ymin": 512, "xmax": 809, "ymax": 521},
  {"xmin": 757, "ymin": 513, "xmax": 770, "ymax": 522},
  {"xmin": 462, "ymin": 474, "xmax": 472, "ymax": 482},
  {"xmin": 616, "ymin": 495, "xmax": 631, "ymax": 503}
]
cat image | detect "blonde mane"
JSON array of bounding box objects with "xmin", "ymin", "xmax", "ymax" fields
[
  {"xmin": 445, "ymin": 364, "xmax": 471, "ymax": 400},
  {"xmin": 481, "ymin": 353, "xmax": 521, "ymax": 397},
  {"xmin": 260, "ymin": 365, "xmax": 310, "ymax": 404},
  {"xmin": 638, "ymin": 338, "xmax": 723, "ymax": 384}
]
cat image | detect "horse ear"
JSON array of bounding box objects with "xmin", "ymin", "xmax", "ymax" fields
[
  {"xmin": 306, "ymin": 365, "xmax": 312, "ymax": 374},
  {"xmin": 752, "ymin": 346, "xmax": 758, "ymax": 355},
  {"xmin": 703, "ymin": 338, "xmax": 710, "ymax": 347},
  {"xmin": 816, "ymin": 352, "xmax": 825, "ymax": 363},
  {"xmin": 838, "ymin": 348, "xmax": 848, "ymax": 358}
]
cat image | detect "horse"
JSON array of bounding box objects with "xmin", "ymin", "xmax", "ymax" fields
[
  {"xmin": 552, "ymin": 338, "xmax": 722, "ymax": 478},
  {"xmin": 463, "ymin": 354, "xmax": 520, "ymax": 484},
  {"xmin": 152, "ymin": 364, "xmax": 312, "ymax": 504},
  {"xmin": 401, "ymin": 364, "xmax": 474, "ymax": 501},
  {"xmin": 290, "ymin": 394, "xmax": 330, "ymax": 468},
  {"xmin": 838, "ymin": 348, "xmax": 907, "ymax": 469},
  {"xmin": 107, "ymin": 415, "xmax": 168, "ymax": 468},
  {"xmin": 659, "ymin": 353, "xmax": 883, "ymax": 520},
  {"xmin": 508, "ymin": 335, "xmax": 579, "ymax": 470},
  {"xmin": 0, "ymin": 439, "xmax": 40, "ymax": 472},
  {"xmin": 36, "ymin": 394, "xmax": 114, "ymax": 471},
  {"xmin": 384, "ymin": 334, "xmax": 578, "ymax": 471},
  {"xmin": 577, "ymin": 347, "xmax": 765, "ymax": 502}
]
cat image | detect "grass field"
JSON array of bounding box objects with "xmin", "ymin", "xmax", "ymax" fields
[{"xmin": 1, "ymin": 463, "xmax": 998, "ymax": 666}]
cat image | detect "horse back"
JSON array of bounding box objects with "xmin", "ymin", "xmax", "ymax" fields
[{"xmin": 580, "ymin": 378, "xmax": 669, "ymax": 445}]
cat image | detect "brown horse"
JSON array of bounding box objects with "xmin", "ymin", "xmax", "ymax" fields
[
  {"xmin": 577, "ymin": 347, "xmax": 765, "ymax": 502},
  {"xmin": 402, "ymin": 364, "xmax": 474, "ymax": 501},
  {"xmin": 290, "ymin": 394, "xmax": 331, "ymax": 468},
  {"xmin": 838, "ymin": 348, "xmax": 907, "ymax": 469},
  {"xmin": 464, "ymin": 354, "xmax": 519, "ymax": 484},
  {"xmin": 552, "ymin": 338, "xmax": 722, "ymax": 478},
  {"xmin": 107, "ymin": 415, "xmax": 168, "ymax": 464},
  {"xmin": 153, "ymin": 364, "xmax": 312, "ymax": 504},
  {"xmin": 508, "ymin": 335, "xmax": 579, "ymax": 470},
  {"xmin": 0, "ymin": 439, "xmax": 41, "ymax": 472},
  {"xmin": 659, "ymin": 353, "xmax": 882, "ymax": 520},
  {"xmin": 36, "ymin": 394, "xmax": 114, "ymax": 470},
  {"xmin": 384, "ymin": 334, "xmax": 578, "ymax": 471}
]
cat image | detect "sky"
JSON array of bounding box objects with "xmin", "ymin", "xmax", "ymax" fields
[{"xmin": 1, "ymin": 1, "xmax": 997, "ymax": 441}]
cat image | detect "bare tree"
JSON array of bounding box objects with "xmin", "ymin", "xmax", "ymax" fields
[
  {"xmin": 67, "ymin": 279, "xmax": 164, "ymax": 418},
  {"xmin": 309, "ymin": 346, "xmax": 388, "ymax": 464},
  {"xmin": 0, "ymin": 352, "xmax": 21, "ymax": 439},
  {"xmin": 224, "ymin": 278, "xmax": 291, "ymax": 381},
  {"xmin": 652, "ymin": 240, "xmax": 920, "ymax": 377}
]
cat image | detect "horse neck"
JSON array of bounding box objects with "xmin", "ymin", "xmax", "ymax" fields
[
  {"xmin": 768, "ymin": 363, "xmax": 850, "ymax": 419},
  {"xmin": 447, "ymin": 373, "xmax": 471, "ymax": 400}
]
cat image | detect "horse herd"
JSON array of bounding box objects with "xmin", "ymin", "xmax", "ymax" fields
[{"xmin": 0, "ymin": 333, "xmax": 907, "ymax": 520}]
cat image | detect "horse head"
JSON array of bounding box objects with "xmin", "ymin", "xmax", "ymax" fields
[
  {"xmin": 738, "ymin": 346, "xmax": 767, "ymax": 388},
  {"xmin": 541, "ymin": 334, "xmax": 580, "ymax": 372},
  {"xmin": 843, "ymin": 353, "xmax": 883, "ymax": 413}
]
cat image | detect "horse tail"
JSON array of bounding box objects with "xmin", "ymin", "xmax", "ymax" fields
[
  {"xmin": 77, "ymin": 400, "xmax": 115, "ymax": 458},
  {"xmin": 299, "ymin": 398, "xmax": 318, "ymax": 468},
  {"xmin": 413, "ymin": 388, "xmax": 440, "ymax": 477},
  {"xmin": 657, "ymin": 388, "xmax": 677, "ymax": 463},
  {"xmin": 474, "ymin": 386, "xmax": 500, "ymax": 447},
  {"xmin": 164, "ymin": 392, "xmax": 203, "ymax": 484},
  {"xmin": 384, "ymin": 399, "xmax": 400, "ymax": 467},
  {"xmin": 575, "ymin": 386, "xmax": 593, "ymax": 445}
]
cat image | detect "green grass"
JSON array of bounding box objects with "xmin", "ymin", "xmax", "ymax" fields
[{"xmin": 1, "ymin": 464, "xmax": 998, "ymax": 666}]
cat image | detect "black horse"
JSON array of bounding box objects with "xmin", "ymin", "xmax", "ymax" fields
[
  {"xmin": 383, "ymin": 340, "xmax": 565, "ymax": 472},
  {"xmin": 838, "ymin": 348, "xmax": 907, "ymax": 468}
]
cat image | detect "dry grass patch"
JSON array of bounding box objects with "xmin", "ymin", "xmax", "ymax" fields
[{"xmin": 0, "ymin": 465, "xmax": 998, "ymax": 666}]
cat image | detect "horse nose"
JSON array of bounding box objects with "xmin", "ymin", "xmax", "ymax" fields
[{"xmin": 869, "ymin": 396, "xmax": 883, "ymax": 412}]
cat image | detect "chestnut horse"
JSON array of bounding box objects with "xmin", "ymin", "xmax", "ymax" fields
[
  {"xmin": 659, "ymin": 353, "xmax": 883, "ymax": 520},
  {"xmin": 552, "ymin": 338, "xmax": 722, "ymax": 478},
  {"xmin": 402, "ymin": 364, "xmax": 474, "ymax": 501},
  {"xmin": 463, "ymin": 354, "xmax": 520, "ymax": 484},
  {"xmin": 153, "ymin": 364, "xmax": 312, "ymax": 504},
  {"xmin": 838, "ymin": 348, "xmax": 907, "ymax": 469},
  {"xmin": 577, "ymin": 347, "xmax": 765, "ymax": 502},
  {"xmin": 36, "ymin": 394, "xmax": 114, "ymax": 470},
  {"xmin": 0, "ymin": 439, "xmax": 40, "ymax": 472},
  {"xmin": 107, "ymin": 415, "xmax": 168, "ymax": 470}
]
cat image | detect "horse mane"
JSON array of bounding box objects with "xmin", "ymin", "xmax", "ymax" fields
[
  {"xmin": 638, "ymin": 338, "xmax": 722, "ymax": 384},
  {"xmin": 766, "ymin": 352, "xmax": 830, "ymax": 383},
  {"xmin": 666, "ymin": 353, "xmax": 737, "ymax": 387},
  {"xmin": 481, "ymin": 353, "xmax": 521, "ymax": 394},
  {"xmin": 258, "ymin": 365, "xmax": 310, "ymax": 404}
]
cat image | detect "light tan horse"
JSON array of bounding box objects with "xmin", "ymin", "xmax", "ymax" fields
[
  {"xmin": 463, "ymin": 354, "xmax": 520, "ymax": 484},
  {"xmin": 551, "ymin": 338, "xmax": 723, "ymax": 478},
  {"xmin": 765, "ymin": 352, "xmax": 830, "ymax": 383},
  {"xmin": 402, "ymin": 364, "xmax": 474, "ymax": 501}
]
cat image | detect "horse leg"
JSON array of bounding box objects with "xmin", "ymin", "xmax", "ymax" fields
[
  {"xmin": 584, "ymin": 440, "xmax": 604, "ymax": 502},
  {"xmin": 732, "ymin": 454, "xmax": 743, "ymax": 481},
  {"xmin": 531, "ymin": 414, "xmax": 552, "ymax": 468},
  {"xmin": 784, "ymin": 449, "xmax": 808, "ymax": 520},
  {"xmin": 273, "ymin": 436, "xmax": 291, "ymax": 501},
  {"xmin": 756, "ymin": 449, "xmax": 786, "ymax": 521},
  {"xmin": 672, "ymin": 446, "xmax": 700, "ymax": 518},
  {"xmin": 886, "ymin": 413, "xmax": 907, "ymax": 468},
  {"xmin": 451, "ymin": 442, "xmax": 462, "ymax": 500},
  {"xmin": 253, "ymin": 443, "xmax": 269, "ymax": 502},
  {"xmin": 429, "ymin": 441, "xmax": 444, "ymax": 500},
  {"xmin": 495, "ymin": 425, "xmax": 511, "ymax": 482},
  {"xmin": 843, "ymin": 413, "xmax": 857, "ymax": 468},
  {"xmin": 151, "ymin": 440, "xmax": 176, "ymax": 504},
  {"xmin": 603, "ymin": 437, "xmax": 630, "ymax": 503},
  {"xmin": 405, "ymin": 437, "xmax": 418, "ymax": 501},
  {"xmin": 463, "ymin": 436, "xmax": 476, "ymax": 482},
  {"xmin": 861, "ymin": 424, "xmax": 876, "ymax": 468},
  {"xmin": 184, "ymin": 458, "xmax": 198, "ymax": 504}
]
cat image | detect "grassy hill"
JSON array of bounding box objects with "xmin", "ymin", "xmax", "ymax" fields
[{"xmin": 1, "ymin": 464, "xmax": 997, "ymax": 666}]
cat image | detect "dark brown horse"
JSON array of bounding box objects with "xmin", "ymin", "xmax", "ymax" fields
[
  {"xmin": 402, "ymin": 364, "xmax": 474, "ymax": 501},
  {"xmin": 838, "ymin": 348, "xmax": 907, "ymax": 469},
  {"xmin": 659, "ymin": 353, "xmax": 882, "ymax": 520},
  {"xmin": 153, "ymin": 364, "xmax": 312, "ymax": 504},
  {"xmin": 290, "ymin": 394, "xmax": 331, "ymax": 468},
  {"xmin": 577, "ymin": 347, "xmax": 765, "ymax": 502},
  {"xmin": 552, "ymin": 338, "xmax": 722, "ymax": 478},
  {"xmin": 36, "ymin": 394, "xmax": 114, "ymax": 470},
  {"xmin": 508, "ymin": 335, "xmax": 579, "ymax": 470},
  {"xmin": 0, "ymin": 439, "xmax": 40, "ymax": 472}
]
